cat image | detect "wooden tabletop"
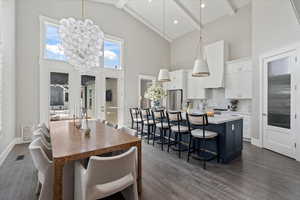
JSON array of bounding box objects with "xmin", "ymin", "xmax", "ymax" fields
[
  {"xmin": 50, "ymin": 120, "xmax": 142, "ymax": 200},
  {"xmin": 50, "ymin": 120, "xmax": 140, "ymax": 160}
]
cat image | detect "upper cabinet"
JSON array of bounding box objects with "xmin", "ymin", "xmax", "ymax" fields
[
  {"xmin": 186, "ymin": 70, "xmax": 207, "ymax": 99},
  {"xmin": 201, "ymin": 40, "xmax": 228, "ymax": 88},
  {"xmin": 225, "ymin": 58, "xmax": 252, "ymax": 99}
]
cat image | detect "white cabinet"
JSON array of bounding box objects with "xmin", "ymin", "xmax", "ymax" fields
[
  {"xmin": 225, "ymin": 58, "xmax": 252, "ymax": 99},
  {"xmin": 198, "ymin": 40, "xmax": 228, "ymax": 88},
  {"xmin": 242, "ymin": 114, "xmax": 251, "ymax": 140},
  {"xmin": 186, "ymin": 71, "xmax": 207, "ymax": 99}
]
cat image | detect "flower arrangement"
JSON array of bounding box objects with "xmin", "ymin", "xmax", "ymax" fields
[{"xmin": 144, "ymin": 83, "xmax": 167, "ymax": 102}]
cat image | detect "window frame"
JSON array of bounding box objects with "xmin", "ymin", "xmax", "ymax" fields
[{"xmin": 103, "ymin": 35, "xmax": 124, "ymax": 70}]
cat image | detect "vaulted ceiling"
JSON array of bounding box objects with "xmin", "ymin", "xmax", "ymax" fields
[{"xmin": 91, "ymin": 0, "xmax": 251, "ymax": 42}]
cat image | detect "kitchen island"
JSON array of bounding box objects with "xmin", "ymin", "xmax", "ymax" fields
[{"xmin": 180, "ymin": 113, "xmax": 244, "ymax": 164}]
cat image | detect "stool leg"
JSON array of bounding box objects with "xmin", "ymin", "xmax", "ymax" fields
[
  {"xmin": 217, "ymin": 136, "xmax": 220, "ymax": 163},
  {"xmin": 202, "ymin": 138, "xmax": 206, "ymax": 170},
  {"xmin": 153, "ymin": 125, "xmax": 156, "ymax": 146},
  {"xmin": 187, "ymin": 135, "xmax": 192, "ymax": 162},
  {"xmin": 147, "ymin": 125, "xmax": 150, "ymax": 144},
  {"xmin": 167, "ymin": 130, "xmax": 172, "ymax": 153},
  {"xmin": 179, "ymin": 133, "xmax": 182, "ymax": 159},
  {"xmin": 160, "ymin": 128, "xmax": 164, "ymax": 151},
  {"xmin": 141, "ymin": 123, "xmax": 144, "ymax": 138}
]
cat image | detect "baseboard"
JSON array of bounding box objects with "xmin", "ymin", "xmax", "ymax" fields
[
  {"xmin": 0, "ymin": 137, "xmax": 30, "ymax": 167},
  {"xmin": 251, "ymin": 137, "xmax": 263, "ymax": 148},
  {"xmin": 0, "ymin": 138, "xmax": 18, "ymax": 167}
]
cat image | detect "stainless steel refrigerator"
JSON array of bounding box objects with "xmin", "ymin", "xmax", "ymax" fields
[{"xmin": 167, "ymin": 89, "xmax": 183, "ymax": 111}]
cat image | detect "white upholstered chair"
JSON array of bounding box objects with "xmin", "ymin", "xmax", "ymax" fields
[
  {"xmin": 29, "ymin": 138, "xmax": 53, "ymax": 200},
  {"xmin": 75, "ymin": 147, "xmax": 138, "ymax": 200}
]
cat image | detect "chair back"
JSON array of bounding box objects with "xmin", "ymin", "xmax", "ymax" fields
[
  {"xmin": 166, "ymin": 111, "xmax": 183, "ymax": 129},
  {"xmin": 86, "ymin": 147, "xmax": 137, "ymax": 187},
  {"xmin": 130, "ymin": 108, "xmax": 140, "ymax": 119},
  {"xmin": 186, "ymin": 113, "xmax": 209, "ymax": 131},
  {"xmin": 152, "ymin": 109, "xmax": 165, "ymax": 125},
  {"xmin": 140, "ymin": 108, "xmax": 153, "ymax": 123},
  {"xmin": 29, "ymin": 138, "xmax": 53, "ymax": 177},
  {"xmin": 118, "ymin": 127, "xmax": 137, "ymax": 137}
]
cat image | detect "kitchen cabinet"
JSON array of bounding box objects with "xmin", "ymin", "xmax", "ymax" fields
[
  {"xmin": 186, "ymin": 70, "xmax": 207, "ymax": 99},
  {"xmin": 198, "ymin": 40, "xmax": 228, "ymax": 88},
  {"xmin": 225, "ymin": 58, "xmax": 252, "ymax": 99}
]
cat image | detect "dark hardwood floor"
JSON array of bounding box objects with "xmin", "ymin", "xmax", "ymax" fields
[{"xmin": 1, "ymin": 142, "xmax": 300, "ymax": 200}]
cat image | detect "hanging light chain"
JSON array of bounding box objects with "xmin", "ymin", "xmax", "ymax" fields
[
  {"xmin": 82, "ymin": 0, "xmax": 85, "ymax": 18},
  {"xmin": 163, "ymin": 0, "xmax": 166, "ymax": 38}
]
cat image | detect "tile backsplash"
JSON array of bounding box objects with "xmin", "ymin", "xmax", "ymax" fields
[{"xmin": 188, "ymin": 88, "xmax": 252, "ymax": 114}]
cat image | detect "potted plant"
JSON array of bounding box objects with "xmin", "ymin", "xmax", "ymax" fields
[{"xmin": 144, "ymin": 83, "xmax": 167, "ymax": 108}]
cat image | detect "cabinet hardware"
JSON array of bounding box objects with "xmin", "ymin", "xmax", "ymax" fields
[
  {"xmin": 295, "ymin": 143, "xmax": 297, "ymax": 148},
  {"xmin": 295, "ymin": 114, "xmax": 297, "ymax": 119}
]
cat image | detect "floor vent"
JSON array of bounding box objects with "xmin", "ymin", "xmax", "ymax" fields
[{"xmin": 16, "ymin": 155, "xmax": 25, "ymax": 161}]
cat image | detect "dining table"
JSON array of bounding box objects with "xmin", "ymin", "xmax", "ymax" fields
[{"xmin": 49, "ymin": 120, "xmax": 142, "ymax": 200}]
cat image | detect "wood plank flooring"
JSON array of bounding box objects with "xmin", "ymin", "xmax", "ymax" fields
[{"xmin": 1, "ymin": 142, "xmax": 300, "ymax": 200}]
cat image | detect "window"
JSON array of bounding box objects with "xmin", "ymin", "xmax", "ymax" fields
[
  {"xmin": 42, "ymin": 19, "xmax": 123, "ymax": 69},
  {"xmin": 103, "ymin": 39, "xmax": 122, "ymax": 69},
  {"xmin": 44, "ymin": 23, "xmax": 66, "ymax": 61}
]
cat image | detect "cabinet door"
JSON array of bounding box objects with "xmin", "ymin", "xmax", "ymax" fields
[
  {"xmin": 225, "ymin": 73, "xmax": 238, "ymax": 99},
  {"xmin": 187, "ymin": 71, "xmax": 206, "ymax": 99}
]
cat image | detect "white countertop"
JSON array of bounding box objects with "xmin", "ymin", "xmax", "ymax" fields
[{"xmin": 181, "ymin": 112, "xmax": 243, "ymax": 124}]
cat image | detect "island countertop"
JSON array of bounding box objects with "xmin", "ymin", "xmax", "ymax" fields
[{"xmin": 181, "ymin": 112, "xmax": 243, "ymax": 124}]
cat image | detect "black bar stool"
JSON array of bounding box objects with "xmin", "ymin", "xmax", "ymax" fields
[
  {"xmin": 140, "ymin": 108, "xmax": 155, "ymax": 144},
  {"xmin": 152, "ymin": 109, "xmax": 169, "ymax": 151},
  {"xmin": 186, "ymin": 113, "xmax": 220, "ymax": 169},
  {"xmin": 129, "ymin": 108, "xmax": 143, "ymax": 136},
  {"xmin": 166, "ymin": 111, "xmax": 189, "ymax": 158}
]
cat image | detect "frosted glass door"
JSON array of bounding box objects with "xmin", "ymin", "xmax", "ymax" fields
[{"xmin": 267, "ymin": 57, "xmax": 291, "ymax": 129}]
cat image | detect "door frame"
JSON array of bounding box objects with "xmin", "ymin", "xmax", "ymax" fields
[
  {"xmin": 138, "ymin": 75, "xmax": 156, "ymax": 108},
  {"xmin": 259, "ymin": 42, "xmax": 300, "ymax": 161}
]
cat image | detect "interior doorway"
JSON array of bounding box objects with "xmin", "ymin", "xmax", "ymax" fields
[
  {"xmin": 105, "ymin": 78, "xmax": 119, "ymax": 125},
  {"xmin": 138, "ymin": 75, "xmax": 156, "ymax": 109}
]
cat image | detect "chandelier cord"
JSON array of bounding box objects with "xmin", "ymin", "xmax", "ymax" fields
[
  {"xmin": 195, "ymin": 0, "xmax": 203, "ymax": 60},
  {"xmin": 82, "ymin": 0, "xmax": 85, "ymax": 18},
  {"xmin": 163, "ymin": 0, "xmax": 165, "ymax": 38}
]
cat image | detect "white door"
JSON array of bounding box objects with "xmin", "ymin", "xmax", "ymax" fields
[
  {"xmin": 98, "ymin": 69, "xmax": 124, "ymax": 126},
  {"xmin": 263, "ymin": 51, "xmax": 297, "ymax": 158}
]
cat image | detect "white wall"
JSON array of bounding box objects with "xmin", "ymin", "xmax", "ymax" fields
[
  {"xmin": 252, "ymin": 0, "xmax": 300, "ymax": 140},
  {"xmin": 15, "ymin": 0, "xmax": 170, "ymax": 135},
  {"xmin": 0, "ymin": 0, "xmax": 16, "ymax": 154},
  {"xmin": 171, "ymin": 5, "xmax": 251, "ymax": 70}
]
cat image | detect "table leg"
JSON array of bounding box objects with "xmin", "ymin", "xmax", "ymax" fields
[
  {"xmin": 53, "ymin": 159, "xmax": 64, "ymax": 200},
  {"xmin": 137, "ymin": 141, "xmax": 142, "ymax": 194}
]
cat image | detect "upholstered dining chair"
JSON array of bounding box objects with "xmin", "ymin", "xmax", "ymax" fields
[
  {"xmin": 29, "ymin": 138, "xmax": 53, "ymax": 199},
  {"xmin": 186, "ymin": 113, "xmax": 220, "ymax": 169},
  {"xmin": 75, "ymin": 147, "xmax": 138, "ymax": 200},
  {"xmin": 152, "ymin": 109, "xmax": 169, "ymax": 150},
  {"xmin": 32, "ymin": 128, "xmax": 52, "ymax": 150},
  {"xmin": 129, "ymin": 108, "xmax": 143, "ymax": 136}
]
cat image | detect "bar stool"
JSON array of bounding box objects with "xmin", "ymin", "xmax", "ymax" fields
[
  {"xmin": 166, "ymin": 111, "xmax": 189, "ymax": 158},
  {"xmin": 129, "ymin": 108, "xmax": 143, "ymax": 136},
  {"xmin": 140, "ymin": 108, "xmax": 155, "ymax": 144},
  {"xmin": 152, "ymin": 109, "xmax": 169, "ymax": 150},
  {"xmin": 186, "ymin": 113, "xmax": 220, "ymax": 169}
]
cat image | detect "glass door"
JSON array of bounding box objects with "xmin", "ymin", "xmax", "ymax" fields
[{"xmin": 263, "ymin": 51, "xmax": 297, "ymax": 158}]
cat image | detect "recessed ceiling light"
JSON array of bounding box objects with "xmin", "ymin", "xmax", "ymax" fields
[
  {"xmin": 148, "ymin": 0, "xmax": 152, "ymax": 3},
  {"xmin": 173, "ymin": 20, "xmax": 179, "ymax": 24},
  {"xmin": 201, "ymin": 3, "xmax": 206, "ymax": 8}
]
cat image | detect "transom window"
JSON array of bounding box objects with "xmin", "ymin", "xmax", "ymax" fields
[{"xmin": 43, "ymin": 22, "xmax": 123, "ymax": 70}]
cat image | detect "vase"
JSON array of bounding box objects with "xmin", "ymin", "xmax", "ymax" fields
[{"xmin": 151, "ymin": 100, "xmax": 161, "ymax": 109}]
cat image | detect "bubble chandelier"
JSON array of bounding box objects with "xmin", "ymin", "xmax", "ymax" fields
[{"xmin": 59, "ymin": 0, "xmax": 104, "ymax": 73}]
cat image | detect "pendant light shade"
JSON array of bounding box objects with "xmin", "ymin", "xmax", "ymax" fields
[
  {"xmin": 192, "ymin": 58, "xmax": 209, "ymax": 77},
  {"xmin": 158, "ymin": 69, "xmax": 170, "ymax": 82},
  {"xmin": 192, "ymin": 0, "xmax": 209, "ymax": 77}
]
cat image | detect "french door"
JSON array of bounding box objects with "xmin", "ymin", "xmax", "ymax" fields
[
  {"xmin": 262, "ymin": 50, "xmax": 297, "ymax": 158},
  {"xmin": 40, "ymin": 61, "xmax": 124, "ymax": 126}
]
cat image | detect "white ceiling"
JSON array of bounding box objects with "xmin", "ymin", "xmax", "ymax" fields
[{"xmin": 92, "ymin": 0, "xmax": 251, "ymax": 42}]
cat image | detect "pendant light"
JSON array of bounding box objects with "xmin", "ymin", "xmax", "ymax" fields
[
  {"xmin": 192, "ymin": 0, "xmax": 209, "ymax": 77},
  {"xmin": 158, "ymin": 0, "xmax": 170, "ymax": 82},
  {"xmin": 59, "ymin": 0, "xmax": 104, "ymax": 73}
]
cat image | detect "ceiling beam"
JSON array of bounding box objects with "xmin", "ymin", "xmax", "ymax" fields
[
  {"xmin": 123, "ymin": 6, "xmax": 173, "ymax": 42},
  {"xmin": 172, "ymin": 0, "xmax": 202, "ymax": 30},
  {"xmin": 115, "ymin": 0, "xmax": 129, "ymax": 9},
  {"xmin": 224, "ymin": 0, "xmax": 236, "ymax": 15}
]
